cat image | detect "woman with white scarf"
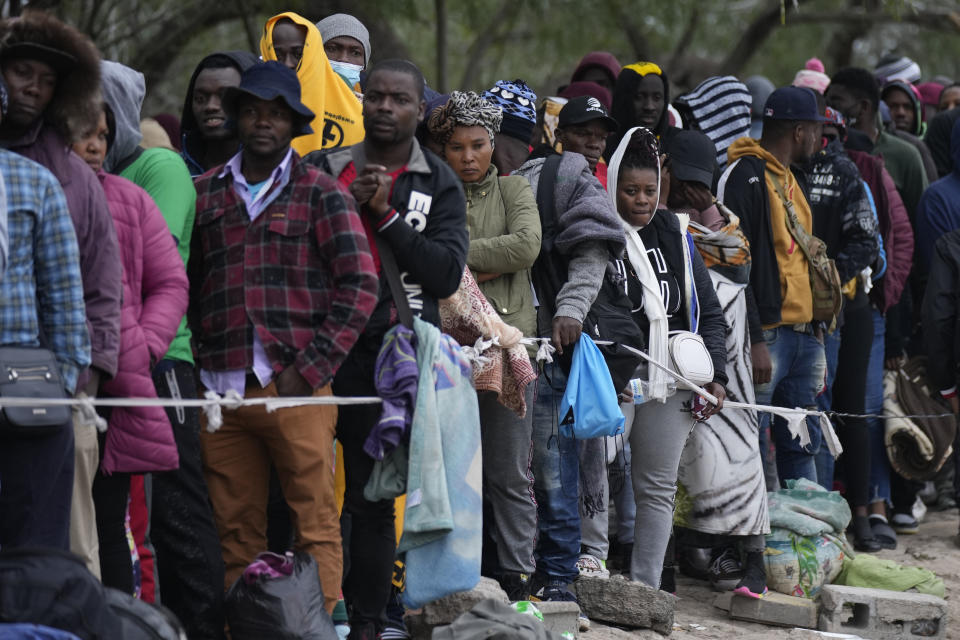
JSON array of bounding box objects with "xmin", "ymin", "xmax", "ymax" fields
[{"xmin": 607, "ymin": 127, "xmax": 729, "ymax": 590}]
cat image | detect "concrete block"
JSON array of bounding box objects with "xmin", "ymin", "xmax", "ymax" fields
[
  {"xmin": 405, "ymin": 577, "xmax": 509, "ymax": 637},
  {"xmin": 819, "ymin": 584, "xmax": 947, "ymax": 640},
  {"xmin": 573, "ymin": 575, "xmax": 675, "ymax": 635},
  {"xmin": 536, "ymin": 601, "xmax": 580, "ymax": 638},
  {"xmin": 725, "ymin": 591, "xmax": 819, "ymax": 628}
]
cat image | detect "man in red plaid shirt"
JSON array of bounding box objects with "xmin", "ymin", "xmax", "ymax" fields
[{"xmin": 188, "ymin": 61, "xmax": 378, "ymax": 613}]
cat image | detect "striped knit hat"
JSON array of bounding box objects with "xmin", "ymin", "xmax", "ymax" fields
[
  {"xmin": 675, "ymin": 76, "xmax": 752, "ymax": 165},
  {"xmin": 483, "ymin": 79, "xmax": 537, "ymax": 143},
  {"xmin": 875, "ymin": 55, "xmax": 921, "ymax": 85}
]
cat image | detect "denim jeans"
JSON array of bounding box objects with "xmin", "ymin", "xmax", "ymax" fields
[
  {"xmin": 753, "ymin": 326, "xmax": 827, "ymax": 485},
  {"xmin": 814, "ymin": 331, "xmax": 842, "ymax": 487},
  {"xmin": 531, "ymin": 362, "xmax": 580, "ymax": 583},
  {"xmin": 866, "ymin": 309, "xmax": 892, "ymax": 504}
]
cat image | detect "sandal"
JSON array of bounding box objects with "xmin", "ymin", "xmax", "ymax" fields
[{"xmin": 869, "ymin": 515, "xmax": 897, "ymax": 550}]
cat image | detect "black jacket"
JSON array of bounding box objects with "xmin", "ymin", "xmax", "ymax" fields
[
  {"xmin": 804, "ymin": 139, "xmax": 878, "ymax": 285},
  {"xmin": 615, "ymin": 210, "xmax": 729, "ymax": 387},
  {"xmin": 307, "ymin": 140, "xmax": 469, "ymax": 353},
  {"xmin": 179, "ymin": 51, "xmax": 259, "ymax": 176},
  {"xmin": 922, "ymin": 229, "xmax": 960, "ymax": 393},
  {"xmin": 926, "ymin": 106, "xmax": 960, "ymax": 178},
  {"xmin": 716, "ymin": 154, "xmax": 781, "ymax": 343}
]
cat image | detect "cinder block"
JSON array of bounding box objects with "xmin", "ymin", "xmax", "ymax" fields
[
  {"xmin": 574, "ymin": 575, "xmax": 676, "ymax": 635},
  {"xmin": 536, "ymin": 601, "xmax": 580, "ymax": 638},
  {"xmin": 719, "ymin": 591, "xmax": 820, "ymax": 629},
  {"xmin": 819, "ymin": 584, "xmax": 947, "ymax": 640}
]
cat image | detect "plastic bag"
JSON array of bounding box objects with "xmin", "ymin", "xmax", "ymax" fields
[
  {"xmin": 559, "ymin": 334, "xmax": 624, "ymax": 439},
  {"xmin": 225, "ymin": 551, "xmax": 337, "ymax": 640}
]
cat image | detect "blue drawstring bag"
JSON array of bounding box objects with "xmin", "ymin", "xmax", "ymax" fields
[{"xmin": 558, "ymin": 334, "xmax": 625, "ymax": 439}]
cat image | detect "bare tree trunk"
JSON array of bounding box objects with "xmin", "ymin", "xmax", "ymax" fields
[
  {"xmin": 235, "ymin": 0, "xmax": 261, "ymax": 54},
  {"xmin": 435, "ymin": 0, "xmax": 447, "ymax": 92}
]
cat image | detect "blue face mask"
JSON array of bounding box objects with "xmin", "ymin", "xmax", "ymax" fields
[{"xmin": 330, "ymin": 60, "xmax": 363, "ymax": 90}]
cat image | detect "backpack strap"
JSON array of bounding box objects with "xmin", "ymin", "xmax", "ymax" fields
[
  {"xmin": 374, "ymin": 234, "xmax": 415, "ymax": 330},
  {"xmin": 536, "ymin": 154, "xmax": 562, "ymax": 242}
]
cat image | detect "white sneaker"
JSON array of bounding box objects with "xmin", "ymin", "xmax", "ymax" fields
[{"xmin": 576, "ymin": 553, "xmax": 610, "ymax": 579}]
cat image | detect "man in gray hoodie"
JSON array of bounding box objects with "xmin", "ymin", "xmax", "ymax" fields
[
  {"xmin": 100, "ymin": 59, "xmax": 224, "ymax": 640},
  {"xmin": 513, "ymin": 97, "xmax": 626, "ymax": 628}
]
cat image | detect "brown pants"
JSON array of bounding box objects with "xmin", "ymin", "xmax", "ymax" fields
[{"xmin": 200, "ymin": 381, "xmax": 340, "ymax": 613}]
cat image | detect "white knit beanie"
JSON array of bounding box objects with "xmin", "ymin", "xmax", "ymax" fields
[{"xmin": 316, "ymin": 13, "xmax": 371, "ymax": 67}]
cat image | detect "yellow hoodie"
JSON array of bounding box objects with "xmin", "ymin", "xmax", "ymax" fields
[
  {"xmin": 727, "ymin": 138, "xmax": 814, "ymax": 327},
  {"xmin": 260, "ymin": 12, "xmax": 364, "ymax": 154}
]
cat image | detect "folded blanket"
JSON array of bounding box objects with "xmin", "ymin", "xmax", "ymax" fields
[
  {"xmin": 440, "ymin": 269, "xmax": 536, "ymax": 416},
  {"xmin": 884, "ymin": 359, "xmax": 956, "ymax": 481}
]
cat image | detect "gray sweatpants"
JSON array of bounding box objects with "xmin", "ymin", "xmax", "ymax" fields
[
  {"xmin": 626, "ymin": 393, "xmax": 696, "ymax": 588},
  {"xmin": 479, "ymin": 384, "xmax": 538, "ymax": 575},
  {"xmin": 578, "ymin": 437, "xmax": 609, "ymax": 560}
]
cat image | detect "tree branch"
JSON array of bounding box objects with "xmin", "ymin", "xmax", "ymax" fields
[
  {"xmin": 718, "ymin": 0, "xmax": 816, "ymax": 75},
  {"xmin": 458, "ymin": 0, "xmax": 523, "ymax": 90}
]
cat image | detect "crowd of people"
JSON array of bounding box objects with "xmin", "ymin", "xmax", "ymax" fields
[{"xmin": 1, "ymin": 7, "xmax": 959, "ymax": 640}]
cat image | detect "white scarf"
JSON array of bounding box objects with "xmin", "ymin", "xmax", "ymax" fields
[{"xmin": 606, "ymin": 126, "xmax": 671, "ymax": 401}]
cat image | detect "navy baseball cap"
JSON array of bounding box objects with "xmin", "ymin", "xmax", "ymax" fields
[
  {"xmin": 762, "ymin": 86, "xmax": 829, "ymax": 122},
  {"xmin": 665, "ymin": 130, "xmax": 717, "ymax": 190},
  {"xmin": 223, "ymin": 61, "xmax": 315, "ymax": 135}
]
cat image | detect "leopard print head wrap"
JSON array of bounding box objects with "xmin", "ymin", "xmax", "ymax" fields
[{"xmin": 428, "ymin": 90, "xmax": 503, "ymax": 148}]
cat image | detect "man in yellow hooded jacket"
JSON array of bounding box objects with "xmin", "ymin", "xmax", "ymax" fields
[
  {"xmin": 260, "ymin": 12, "xmax": 364, "ymax": 153},
  {"xmin": 716, "ymin": 86, "xmax": 828, "ymax": 487}
]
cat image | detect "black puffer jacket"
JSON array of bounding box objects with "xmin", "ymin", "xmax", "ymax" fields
[{"xmin": 922, "ymin": 229, "xmax": 960, "ymax": 393}]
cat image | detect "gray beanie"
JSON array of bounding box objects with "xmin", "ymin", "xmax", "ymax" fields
[{"xmin": 316, "ymin": 13, "xmax": 371, "ymax": 67}]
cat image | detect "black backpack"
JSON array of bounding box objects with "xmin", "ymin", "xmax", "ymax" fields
[
  {"xmin": 0, "ymin": 548, "xmax": 121, "ymax": 639},
  {"xmin": 0, "ymin": 548, "xmax": 186, "ymax": 640},
  {"xmin": 530, "ymin": 154, "xmax": 644, "ymax": 392}
]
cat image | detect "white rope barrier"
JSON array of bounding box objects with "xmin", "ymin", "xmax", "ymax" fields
[{"xmin": 0, "ymin": 335, "xmax": 947, "ymax": 456}]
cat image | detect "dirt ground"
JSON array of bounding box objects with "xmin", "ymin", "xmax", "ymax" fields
[{"xmin": 588, "ymin": 509, "xmax": 959, "ymax": 639}]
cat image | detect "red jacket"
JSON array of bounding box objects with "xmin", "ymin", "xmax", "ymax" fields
[
  {"xmin": 848, "ymin": 149, "xmax": 914, "ymax": 312},
  {"xmin": 98, "ymin": 171, "xmax": 187, "ymax": 474}
]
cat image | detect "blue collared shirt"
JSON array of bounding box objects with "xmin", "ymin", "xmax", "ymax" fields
[
  {"xmin": 0, "ymin": 149, "xmax": 90, "ymax": 392},
  {"xmin": 199, "ymin": 147, "xmax": 294, "ymax": 397}
]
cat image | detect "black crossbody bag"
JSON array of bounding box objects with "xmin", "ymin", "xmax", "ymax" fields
[{"xmin": 0, "ymin": 346, "xmax": 72, "ymax": 437}]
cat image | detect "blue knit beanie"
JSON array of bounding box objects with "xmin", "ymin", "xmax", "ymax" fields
[{"xmin": 483, "ymin": 79, "xmax": 537, "ymax": 143}]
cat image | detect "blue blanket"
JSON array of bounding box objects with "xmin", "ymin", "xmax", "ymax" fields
[{"xmin": 400, "ymin": 317, "xmax": 483, "ymax": 608}]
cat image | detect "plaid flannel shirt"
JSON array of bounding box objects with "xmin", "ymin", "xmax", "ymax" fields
[
  {"xmin": 190, "ymin": 152, "xmax": 378, "ymax": 389},
  {"xmin": 0, "ymin": 149, "xmax": 90, "ymax": 392}
]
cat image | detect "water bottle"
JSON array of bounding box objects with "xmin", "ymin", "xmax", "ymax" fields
[{"xmin": 628, "ymin": 378, "xmax": 650, "ymax": 404}]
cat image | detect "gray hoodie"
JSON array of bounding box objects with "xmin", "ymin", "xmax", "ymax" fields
[
  {"xmin": 100, "ymin": 60, "xmax": 146, "ymax": 172},
  {"xmin": 513, "ymin": 151, "xmax": 625, "ymax": 329}
]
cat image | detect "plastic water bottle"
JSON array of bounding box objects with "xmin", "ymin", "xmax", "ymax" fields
[{"xmin": 628, "ymin": 378, "xmax": 650, "ymax": 404}]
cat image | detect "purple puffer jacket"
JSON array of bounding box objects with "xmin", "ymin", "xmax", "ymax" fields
[{"xmin": 98, "ymin": 171, "xmax": 187, "ymax": 474}]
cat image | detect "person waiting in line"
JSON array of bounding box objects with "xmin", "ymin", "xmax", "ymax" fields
[
  {"xmin": 71, "ymin": 102, "xmax": 189, "ymax": 596},
  {"xmin": 482, "ymin": 79, "xmax": 539, "ymax": 176},
  {"xmin": 306, "ymin": 59, "xmax": 468, "ymax": 640},
  {"xmin": 718, "ymin": 87, "xmax": 829, "ymax": 486},
  {"xmin": 606, "ymin": 126, "xmax": 729, "ymax": 592},
  {"xmin": 180, "ymin": 51, "xmax": 258, "ymax": 176},
  {"xmin": 428, "ymin": 91, "xmax": 541, "ymax": 601},
  {"xmin": 804, "ymin": 106, "xmax": 880, "ymax": 551},
  {"xmin": 664, "ymin": 129, "xmax": 770, "ymax": 597}
]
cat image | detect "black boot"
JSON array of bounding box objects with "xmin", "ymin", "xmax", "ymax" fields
[{"xmin": 498, "ymin": 572, "xmax": 531, "ymax": 601}]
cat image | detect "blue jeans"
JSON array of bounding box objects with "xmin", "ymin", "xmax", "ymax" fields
[
  {"xmin": 866, "ymin": 309, "xmax": 891, "ymax": 504},
  {"xmin": 531, "ymin": 362, "xmax": 580, "ymax": 583},
  {"xmin": 754, "ymin": 326, "xmax": 826, "ymax": 485},
  {"xmin": 814, "ymin": 331, "xmax": 842, "ymax": 487}
]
